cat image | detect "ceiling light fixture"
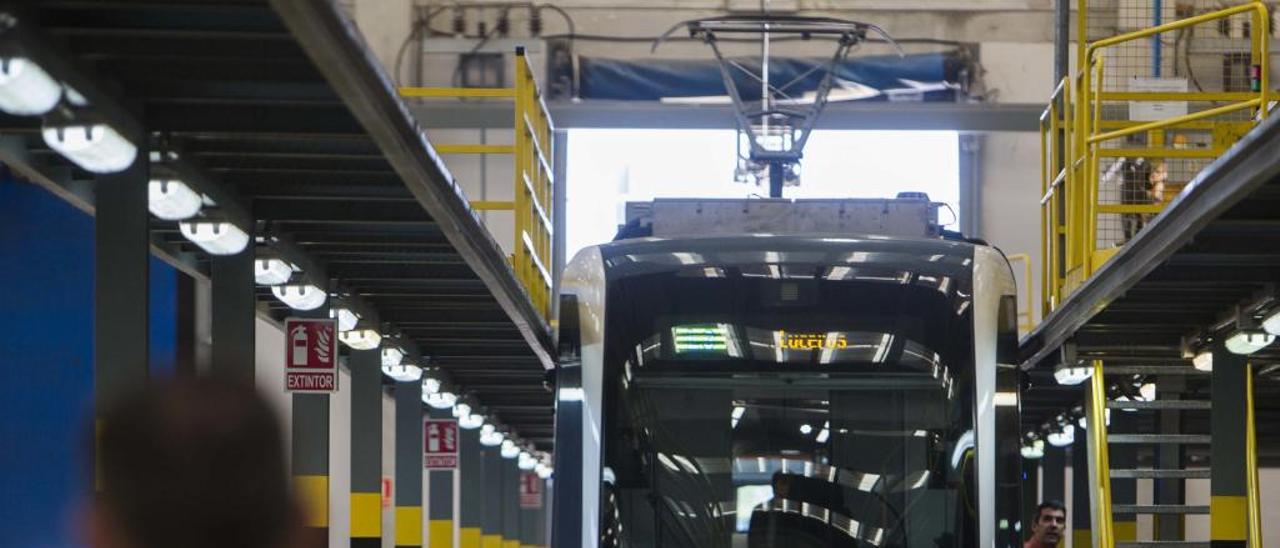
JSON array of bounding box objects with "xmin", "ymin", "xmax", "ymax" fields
[
  {"xmin": 1225, "ymin": 330, "xmax": 1275, "ymax": 355},
  {"xmin": 1021, "ymin": 439, "xmax": 1045, "ymax": 459},
  {"xmin": 422, "ymin": 377, "xmax": 442, "ymax": 395},
  {"xmin": 271, "ymin": 283, "xmax": 327, "ymax": 311},
  {"xmin": 42, "ymin": 123, "xmax": 137, "ymax": 173},
  {"xmin": 381, "ymin": 363, "xmax": 422, "ymax": 383},
  {"xmin": 1046, "ymin": 424, "xmax": 1075, "ymax": 447},
  {"xmin": 1053, "ymin": 364, "xmax": 1092, "ymax": 386},
  {"xmin": 330, "ymin": 308, "xmax": 360, "ymax": 332},
  {"xmin": 1192, "ymin": 350, "xmax": 1213, "ymax": 372},
  {"xmin": 518, "ymin": 451, "xmax": 537, "ymax": 470},
  {"xmin": 501, "ymin": 439, "xmax": 520, "ymax": 459},
  {"xmin": 0, "ymin": 57, "xmax": 61, "ymax": 115},
  {"xmin": 479, "ymin": 426, "xmax": 504, "ymax": 447},
  {"xmin": 179, "ymin": 220, "xmax": 250, "ymax": 256},
  {"xmin": 459, "ymin": 412, "xmax": 485, "ymax": 430},
  {"xmin": 147, "ymin": 179, "xmax": 203, "ymax": 221},
  {"xmin": 424, "ymin": 391, "xmax": 457, "ymax": 410},
  {"xmin": 340, "ymin": 329, "xmax": 382, "ymax": 350},
  {"xmin": 254, "ymin": 258, "xmax": 293, "ymax": 286},
  {"xmin": 1263, "ymin": 309, "xmax": 1280, "ymax": 336},
  {"xmin": 381, "ymin": 346, "xmax": 404, "ymax": 367}
]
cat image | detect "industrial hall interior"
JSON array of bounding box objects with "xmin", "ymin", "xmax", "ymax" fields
[{"xmin": 6, "ymin": 0, "xmax": 1280, "ymax": 547}]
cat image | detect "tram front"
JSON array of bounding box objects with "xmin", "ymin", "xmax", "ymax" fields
[{"xmin": 554, "ymin": 235, "xmax": 1022, "ymax": 548}]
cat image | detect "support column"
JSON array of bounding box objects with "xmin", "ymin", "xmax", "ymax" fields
[
  {"xmin": 1043, "ymin": 446, "xmax": 1067, "ymax": 504},
  {"xmin": 292, "ymin": 308, "xmax": 331, "ymax": 544},
  {"xmin": 1054, "ymin": 0, "xmax": 1069, "ymax": 83},
  {"xmin": 94, "ymin": 153, "xmax": 151, "ymax": 483},
  {"xmin": 209, "ymin": 249, "xmax": 255, "ymax": 382},
  {"xmin": 459, "ymin": 424, "xmax": 485, "ymax": 548},
  {"xmin": 1211, "ymin": 345, "xmax": 1248, "ymax": 548},
  {"xmin": 175, "ymin": 272, "xmax": 196, "ymax": 377},
  {"xmin": 350, "ymin": 347, "xmax": 383, "ymax": 547},
  {"xmin": 482, "ymin": 446, "xmax": 505, "ymax": 548},
  {"xmin": 520, "ymin": 469, "xmax": 541, "ymax": 548},
  {"xmin": 503, "ymin": 458, "xmax": 519, "ymax": 548},
  {"xmin": 395, "ymin": 383, "xmax": 424, "ymax": 547},
  {"xmin": 1071, "ymin": 441, "xmax": 1092, "ymax": 548},
  {"xmin": 958, "ymin": 134, "xmax": 981, "ymax": 237},
  {"xmin": 550, "ymin": 129, "xmax": 567, "ymax": 322},
  {"xmin": 428, "ymin": 408, "xmax": 457, "ymax": 548}
]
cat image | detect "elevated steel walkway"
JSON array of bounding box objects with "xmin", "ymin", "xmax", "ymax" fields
[{"xmin": 0, "ymin": 0, "xmax": 554, "ymax": 445}]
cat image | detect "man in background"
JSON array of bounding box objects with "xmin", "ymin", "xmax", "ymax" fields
[
  {"xmin": 1025, "ymin": 500, "xmax": 1067, "ymax": 548},
  {"xmin": 84, "ymin": 379, "xmax": 302, "ymax": 548}
]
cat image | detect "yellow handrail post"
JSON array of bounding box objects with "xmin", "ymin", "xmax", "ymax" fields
[
  {"xmin": 1246, "ymin": 363, "xmax": 1263, "ymax": 547},
  {"xmin": 1086, "ymin": 54, "xmax": 1103, "ymax": 277},
  {"xmin": 1088, "ymin": 359, "xmax": 1115, "ymax": 548}
]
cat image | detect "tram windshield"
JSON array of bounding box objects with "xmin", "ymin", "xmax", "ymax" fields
[{"xmin": 600, "ymin": 262, "xmax": 978, "ymax": 548}]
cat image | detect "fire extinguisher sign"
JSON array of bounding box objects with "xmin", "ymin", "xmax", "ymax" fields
[
  {"xmin": 284, "ymin": 318, "xmax": 339, "ymax": 393},
  {"xmin": 424, "ymin": 419, "xmax": 459, "ymax": 469}
]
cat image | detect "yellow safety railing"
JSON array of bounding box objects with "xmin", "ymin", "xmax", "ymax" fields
[
  {"xmin": 1247, "ymin": 363, "xmax": 1262, "ymax": 547},
  {"xmin": 399, "ymin": 49, "xmax": 556, "ymax": 322},
  {"xmin": 1040, "ymin": 1, "xmax": 1271, "ymax": 315}
]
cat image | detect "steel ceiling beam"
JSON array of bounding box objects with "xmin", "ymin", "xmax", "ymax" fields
[{"xmin": 406, "ymin": 99, "xmax": 1045, "ymax": 131}]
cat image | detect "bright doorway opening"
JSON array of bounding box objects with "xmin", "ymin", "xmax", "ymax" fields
[{"xmin": 564, "ymin": 129, "xmax": 960, "ymax": 258}]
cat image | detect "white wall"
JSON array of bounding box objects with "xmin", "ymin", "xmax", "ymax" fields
[
  {"xmin": 254, "ymin": 316, "xmax": 292, "ymax": 459},
  {"xmin": 382, "ymin": 392, "xmax": 396, "ymax": 548},
  {"xmin": 330, "ymin": 367, "xmax": 352, "ymax": 547},
  {"xmin": 977, "ymin": 42, "xmax": 1056, "ymax": 326}
]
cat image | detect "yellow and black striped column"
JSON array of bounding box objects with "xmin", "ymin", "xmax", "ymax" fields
[
  {"xmin": 1211, "ymin": 345, "xmax": 1248, "ymax": 548},
  {"xmin": 395, "ymin": 382, "xmax": 424, "ymax": 547},
  {"xmin": 350, "ymin": 347, "xmax": 383, "ymax": 547},
  {"xmin": 459, "ymin": 423, "xmax": 484, "ymax": 548},
  {"xmin": 292, "ymin": 308, "xmax": 331, "ymax": 544},
  {"xmin": 427, "ymin": 408, "xmax": 456, "ymax": 548},
  {"xmin": 503, "ymin": 458, "xmax": 520, "ymax": 548},
  {"xmin": 1071, "ymin": 440, "xmax": 1092, "ymax": 547},
  {"xmin": 482, "ymin": 446, "xmax": 505, "ymax": 548}
]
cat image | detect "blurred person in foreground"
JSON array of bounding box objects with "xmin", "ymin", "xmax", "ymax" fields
[{"xmin": 84, "ymin": 379, "xmax": 303, "ymax": 548}]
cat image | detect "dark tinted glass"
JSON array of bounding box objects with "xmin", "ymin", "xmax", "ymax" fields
[{"xmin": 600, "ymin": 263, "xmax": 977, "ymax": 548}]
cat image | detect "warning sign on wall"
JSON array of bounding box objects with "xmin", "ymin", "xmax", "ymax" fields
[
  {"xmin": 424, "ymin": 419, "xmax": 459, "ymax": 469},
  {"xmin": 520, "ymin": 473, "xmax": 542, "ymax": 509},
  {"xmin": 284, "ymin": 318, "xmax": 338, "ymax": 393}
]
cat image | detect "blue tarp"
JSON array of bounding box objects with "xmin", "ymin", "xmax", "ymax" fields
[
  {"xmin": 577, "ymin": 52, "xmax": 960, "ymax": 101},
  {"xmin": 0, "ymin": 171, "xmax": 179, "ymax": 547}
]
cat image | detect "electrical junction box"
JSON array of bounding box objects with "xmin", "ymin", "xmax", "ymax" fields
[{"xmin": 623, "ymin": 196, "xmax": 941, "ymax": 240}]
